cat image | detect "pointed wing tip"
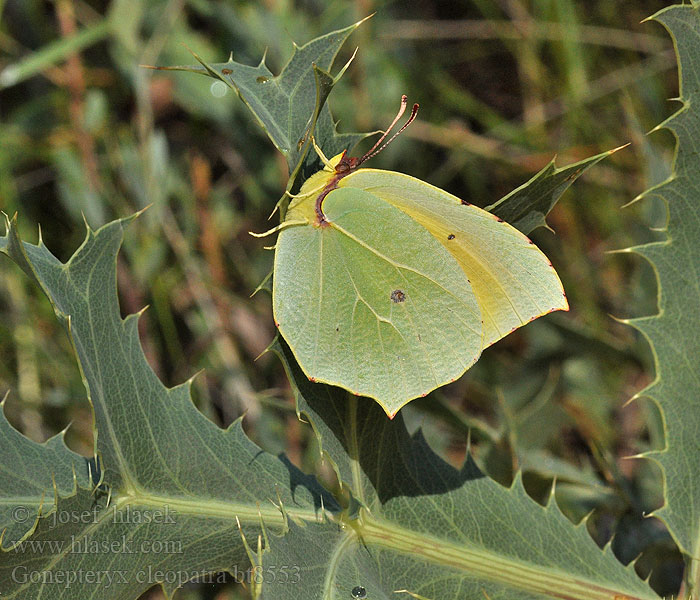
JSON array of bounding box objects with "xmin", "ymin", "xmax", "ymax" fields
[{"xmin": 560, "ymin": 293, "xmax": 570, "ymax": 312}]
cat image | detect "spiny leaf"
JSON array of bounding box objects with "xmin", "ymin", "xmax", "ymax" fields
[
  {"xmin": 625, "ymin": 2, "xmax": 700, "ymax": 561},
  {"xmin": 152, "ymin": 19, "xmax": 370, "ymax": 177},
  {"xmin": 270, "ymin": 337, "xmax": 658, "ymax": 600},
  {"xmin": 0, "ymin": 216, "xmax": 335, "ymax": 598},
  {"xmin": 485, "ymin": 147, "xmax": 619, "ymax": 234},
  {"xmin": 0, "ymin": 398, "xmax": 92, "ymax": 548}
]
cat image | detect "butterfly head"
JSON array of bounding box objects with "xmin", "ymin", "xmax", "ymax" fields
[
  {"xmin": 334, "ymin": 152, "xmax": 360, "ymax": 175},
  {"xmin": 305, "ymin": 96, "xmax": 419, "ymax": 227}
]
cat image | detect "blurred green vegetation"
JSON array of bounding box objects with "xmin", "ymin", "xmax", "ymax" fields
[{"xmin": 0, "ymin": 0, "xmax": 682, "ymax": 597}]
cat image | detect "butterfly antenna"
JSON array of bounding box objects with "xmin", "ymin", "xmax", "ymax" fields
[
  {"xmin": 361, "ymin": 95, "xmax": 408, "ymax": 157},
  {"xmin": 357, "ymin": 95, "xmax": 419, "ymax": 166}
]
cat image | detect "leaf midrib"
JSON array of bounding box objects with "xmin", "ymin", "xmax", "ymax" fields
[{"xmin": 358, "ymin": 516, "xmax": 650, "ymax": 600}]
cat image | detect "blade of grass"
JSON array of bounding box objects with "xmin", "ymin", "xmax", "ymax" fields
[
  {"xmin": 0, "ymin": 18, "xmax": 111, "ymax": 89},
  {"xmin": 380, "ymin": 20, "xmax": 666, "ymax": 53}
]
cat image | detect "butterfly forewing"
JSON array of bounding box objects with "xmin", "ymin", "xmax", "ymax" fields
[{"xmin": 342, "ymin": 169, "xmax": 568, "ymax": 348}]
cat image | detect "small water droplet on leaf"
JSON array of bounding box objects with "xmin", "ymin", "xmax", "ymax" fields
[
  {"xmin": 351, "ymin": 586, "xmax": 367, "ymax": 599},
  {"xmin": 210, "ymin": 81, "xmax": 228, "ymax": 98},
  {"xmin": 447, "ymin": 234, "xmax": 455, "ymax": 240},
  {"xmin": 256, "ymin": 76, "xmax": 269, "ymax": 83}
]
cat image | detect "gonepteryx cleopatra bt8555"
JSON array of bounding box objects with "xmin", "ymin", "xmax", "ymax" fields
[{"xmin": 270, "ymin": 96, "xmax": 567, "ymax": 417}]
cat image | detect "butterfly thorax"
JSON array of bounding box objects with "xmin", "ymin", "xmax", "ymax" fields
[
  {"xmin": 287, "ymin": 151, "xmax": 360, "ymax": 227},
  {"xmin": 286, "ymin": 96, "xmax": 419, "ymax": 227}
]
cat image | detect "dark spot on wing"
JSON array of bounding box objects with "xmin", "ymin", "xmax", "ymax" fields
[
  {"xmin": 390, "ymin": 289, "xmax": 406, "ymax": 303},
  {"xmin": 447, "ymin": 234, "xmax": 455, "ymax": 240}
]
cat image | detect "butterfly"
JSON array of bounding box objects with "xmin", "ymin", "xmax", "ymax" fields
[{"xmin": 267, "ymin": 96, "xmax": 567, "ymax": 416}]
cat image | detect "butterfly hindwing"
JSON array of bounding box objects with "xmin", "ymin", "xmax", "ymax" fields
[{"xmin": 274, "ymin": 186, "xmax": 483, "ymax": 414}]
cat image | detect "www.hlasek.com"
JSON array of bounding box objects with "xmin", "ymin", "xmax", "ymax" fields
[
  {"xmin": 12, "ymin": 535, "xmax": 182, "ymax": 555},
  {"xmin": 11, "ymin": 566, "xmax": 302, "ymax": 588}
]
